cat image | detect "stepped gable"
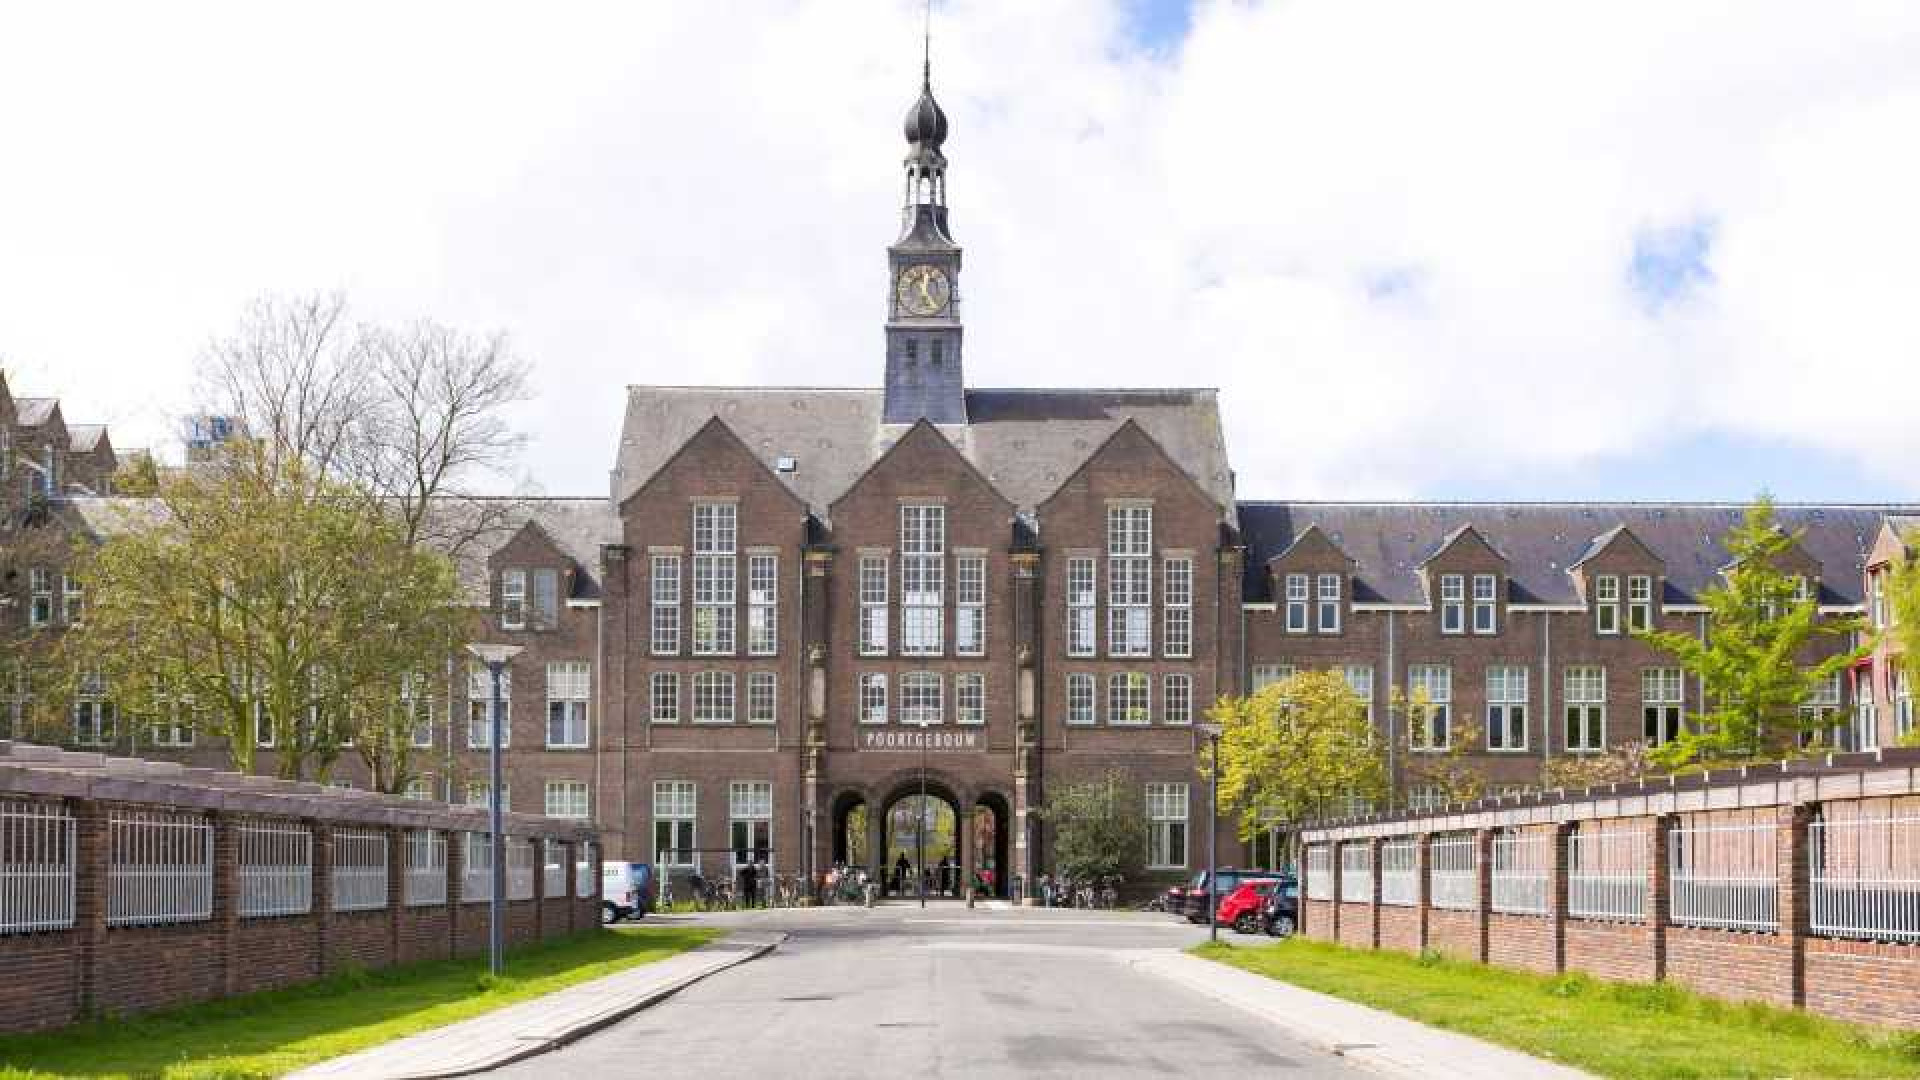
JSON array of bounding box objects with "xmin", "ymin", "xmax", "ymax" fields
[
  {"xmin": 612, "ymin": 385, "xmax": 1231, "ymax": 522},
  {"xmin": 1238, "ymin": 502, "xmax": 1913, "ymax": 607}
]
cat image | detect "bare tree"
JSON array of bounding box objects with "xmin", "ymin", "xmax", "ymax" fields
[{"xmin": 195, "ymin": 293, "xmax": 368, "ymax": 488}]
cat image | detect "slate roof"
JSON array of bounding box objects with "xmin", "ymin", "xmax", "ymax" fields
[
  {"xmin": 13, "ymin": 398, "xmax": 57, "ymax": 427},
  {"xmin": 612, "ymin": 386, "xmax": 1234, "ymax": 521},
  {"xmin": 67, "ymin": 425, "xmax": 108, "ymax": 454},
  {"xmin": 1238, "ymin": 502, "xmax": 1915, "ymax": 607}
]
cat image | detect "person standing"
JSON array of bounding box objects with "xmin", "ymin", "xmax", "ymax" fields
[
  {"xmin": 739, "ymin": 860, "xmax": 759, "ymax": 908},
  {"xmin": 894, "ymin": 852, "xmax": 911, "ymax": 896}
]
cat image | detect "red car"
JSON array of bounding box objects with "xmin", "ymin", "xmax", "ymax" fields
[{"xmin": 1215, "ymin": 878, "xmax": 1282, "ymax": 933}]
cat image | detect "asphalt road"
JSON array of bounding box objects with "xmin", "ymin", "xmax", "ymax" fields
[{"xmin": 486, "ymin": 904, "xmax": 1364, "ymax": 1079}]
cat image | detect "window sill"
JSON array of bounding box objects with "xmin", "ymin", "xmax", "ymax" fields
[
  {"xmin": 544, "ymin": 744, "xmax": 591, "ymax": 751},
  {"xmin": 1487, "ymin": 747, "xmax": 1531, "ymax": 754}
]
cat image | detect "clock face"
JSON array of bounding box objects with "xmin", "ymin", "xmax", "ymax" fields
[{"xmin": 895, "ymin": 264, "xmax": 951, "ymax": 316}]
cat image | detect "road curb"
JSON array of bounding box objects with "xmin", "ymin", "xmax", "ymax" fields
[{"xmin": 302, "ymin": 931, "xmax": 785, "ymax": 1080}]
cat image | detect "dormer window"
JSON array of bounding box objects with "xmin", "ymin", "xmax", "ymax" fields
[
  {"xmin": 500, "ymin": 570, "xmax": 527, "ymax": 630},
  {"xmin": 1594, "ymin": 575, "xmax": 1621, "ymax": 635},
  {"xmin": 531, "ymin": 568, "xmax": 559, "ymax": 629},
  {"xmin": 1438, "ymin": 574, "xmax": 1465, "ymax": 634},
  {"xmin": 1283, "ymin": 574, "xmax": 1308, "ymax": 633},
  {"xmin": 1627, "ymin": 575, "xmax": 1654, "ymax": 632},
  {"xmin": 1316, "ymin": 574, "xmax": 1341, "ymax": 634},
  {"xmin": 1871, "ymin": 567, "xmax": 1889, "ymax": 630},
  {"xmin": 1471, "ymin": 574, "xmax": 1497, "ymax": 634}
]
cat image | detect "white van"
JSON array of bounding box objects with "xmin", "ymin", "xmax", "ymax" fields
[{"xmin": 600, "ymin": 861, "xmax": 654, "ymax": 923}]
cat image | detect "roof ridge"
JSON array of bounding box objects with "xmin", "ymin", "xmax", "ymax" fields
[{"xmin": 1236, "ymin": 499, "xmax": 1920, "ymax": 510}]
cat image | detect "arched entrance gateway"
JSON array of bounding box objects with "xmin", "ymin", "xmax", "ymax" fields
[{"xmin": 826, "ymin": 777, "xmax": 1017, "ymax": 900}]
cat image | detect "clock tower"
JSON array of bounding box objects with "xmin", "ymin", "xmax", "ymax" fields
[{"xmin": 883, "ymin": 60, "xmax": 966, "ymax": 426}]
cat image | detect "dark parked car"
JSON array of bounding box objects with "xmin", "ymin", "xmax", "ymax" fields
[
  {"xmin": 1261, "ymin": 879, "xmax": 1300, "ymax": 937},
  {"xmin": 1160, "ymin": 882, "xmax": 1188, "ymax": 915},
  {"xmin": 1182, "ymin": 868, "xmax": 1267, "ymax": 923}
]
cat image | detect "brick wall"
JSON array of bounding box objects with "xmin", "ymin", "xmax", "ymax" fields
[{"xmin": 1377, "ymin": 903, "xmax": 1422, "ymax": 954}]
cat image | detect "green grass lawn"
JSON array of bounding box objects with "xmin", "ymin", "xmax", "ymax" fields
[
  {"xmin": 0, "ymin": 925, "xmax": 720, "ymax": 1080},
  {"xmin": 1195, "ymin": 937, "xmax": 1920, "ymax": 1080}
]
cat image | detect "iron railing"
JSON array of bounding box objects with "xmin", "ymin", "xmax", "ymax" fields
[
  {"xmin": 405, "ymin": 829, "xmax": 447, "ymax": 906},
  {"xmin": 1429, "ymin": 832, "xmax": 1477, "ymax": 910},
  {"xmin": 1379, "ymin": 837, "xmax": 1418, "ymax": 907},
  {"xmin": 332, "ymin": 829, "xmax": 388, "ymax": 912},
  {"xmin": 1811, "ymin": 814, "xmax": 1920, "ymax": 942},
  {"xmin": 0, "ymin": 800, "xmax": 74, "ymax": 933},
  {"xmin": 108, "ymin": 810, "xmax": 213, "ymax": 927},
  {"xmin": 1491, "ymin": 830, "xmax": 1550, "ymax": 916},
  {"xmin": 1671, "ymin": 819, "xmax": 1778, "ymax": 931},
  {"xmin": 575, "ymin": 841, "xmax": 596, "ymax": 898},
  {"xmin": 1569, "ymin": 825, "xmax": 1647, "ymax": 922},
  {"xmin": 238, "ymin": 821, "xmax": 312, "ymax": 918},
  {"xmin": 1339, "ymin": 841, "xmax": 1373, "ymax": 903},
  {"xmin": 1304, "ymin": 843, "xmax": 1332, "ymax": 901}
]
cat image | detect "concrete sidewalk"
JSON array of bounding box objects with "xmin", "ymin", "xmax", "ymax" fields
[
  {"xmin": 1129, "ymin": 950, "xmax": 1594, "ymax": 1080},
  {"xmin": 289, "ymin": 931, "xmax": 783, "ymax": 1080}
]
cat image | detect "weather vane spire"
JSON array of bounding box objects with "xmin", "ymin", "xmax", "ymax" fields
[{"xmin": 922, "ymin": 0, "xmax": 932, "ymax": 86}]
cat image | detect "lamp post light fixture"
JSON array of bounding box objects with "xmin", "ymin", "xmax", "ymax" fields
[
  {"xmin": 466, "ymin": 642, "xmax": 523, "ymax": 976},
  {"xmin": 914, "ymin": 711, "xmax": 931, "ymax": 909},
  {"xmin": 1198, "ymin": 722, "xmax": 1224, "ymax": 943}
]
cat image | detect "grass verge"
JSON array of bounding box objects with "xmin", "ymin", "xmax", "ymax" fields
[
  {"xmin": 1194, "ymin": 937, "xmax": 1920, "ymax": 1080},
  {"xmin": 0, "ymin": 925, "xmax": 720, "ymax": 1080}
]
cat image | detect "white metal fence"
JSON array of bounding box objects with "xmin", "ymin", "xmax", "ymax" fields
[
  {"xmin": 109, "ymin": 810, "xmax": 213, "ymax": 927},
  {"xmin": 238, "ymin": 821, "xmax": 313, "ymax": 918},
  {"xmin": 332, "ymin": 829, "xmax": 389, "ymax": 912},
  {"xmin": 1305, "ymin": 843, "xmax": 1332, "ymax": 900},
  {"xmin": 507, "ymin": 838, "xmax": 535, "ymax": 901},
  {"xmin": 1380, "ymin": 837, "xmax": 1418, "ymax": 907},
  {"xmin": 1569, "ymin": 825, "xmax": 1648, "ymax": 921},
  {"xmin": 462, "ymin": 833, "xmax": 491, "ymax": 903},
  {"xmin": 575, "ymin": 841, "xmax": 596, "ymax": 898},
  {"xmin": 1671, "ymin": 819, "xmax": 1778, "ymax": 931},
  {"xmin": 405, "ymin": 829, "xmax": 447, "ymax": 907},
  {"xmin": 1811, "ymin": 814, "xmax": 1920, "ymax": 943},
  {"xmin": 1491, "ymin": 830, "xmax": 1551, "ymax": 915},
  {"xmin": 542, "ymin": 839, "xmax": 566, "ymax": 898},
  {"xmin": 1430, "ymin": 832, "xmax": 1477, "ymax": 911},
  {"xmin": 0, "ymin": 800, "xmax": 74, "ymax": 933},
  {"xmin": 1339, "ymin": 842, "xmax": 1373, "ymax": 903}
]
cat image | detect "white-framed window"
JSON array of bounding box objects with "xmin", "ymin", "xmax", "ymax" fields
[
  {"xmin": 901, "ymin": 672, "xmax": 942, "ymax": 725},
  {"xmin": 60, "ymin": 574, "xmax": 83, "ymax": 625},
  {"xmin": 1284, "ymin": 573, "xmax": 1309, "ymax": 634},
  {"xmin": 1564, "ymin": 666, "xmax": 1606, "ymax": 752},
  {"xmin": 150, "ymin": 689, "xmax": 196, "ymax": 748},
  {"xmin": 653, "ymin": 781, "xmax": 695, "ymax": 868},
  {"xmin": 1067, "ymin": 557, "xmax": 1097, "ymax": 657},
  {"xmin": 1627, "ymin": 575, "xmax": 1654, "ymax": 633},
  {"xmin": 956, "ymin": 555, "xmax": 986, "ymax": 656},
  {"xmin": 1164, "ymin": 674, "xmax": 1193, "ymax": 726},
  {"xmin": 530, "ymin": 567, "xmax": 560, "ymax": 630},
  {"xmin": 651, "ymin": 671, "xmax": 679, "ymax": 723},
  {"xmin": 1406, "ymin": 785, "xmax": 1447, "ymax": 813},
  {"xmin": 729, "ymin": 781, "xmax": 772, "ymax": 870},
  {"xmin": 545, "ymin": 780, "xmax": 590, "ymax": 819},
  {"xmin": 401, "ymin": 673, "xmax": 434, "ymax": 748},
  {"xmin": 1343, "ymin": 665, "xmax": 1374, "ymax": 727},
  {"xmin": 1439, "ymin": 574, "xmax": 1465, "ymax": 634},
  {"xmin": 1899, "ymin": 671, "xmax": 1914, "ymax": 740},
  {"xmin": 1486, "ymin": 665, "xmax": 1527, "ymax": 751},
  {"xmin": 1166, "ymin": 558, "xmax": 1194, "ymax": 656},
  {"xmin": 1471, "ymin": 574, "xmax": 1497, "ymax": 634},
  {"xmin": 464, "ymin": 782, "xmax": 510, "ymax": 812},
  {"xmin": 1067, "ymin": 673, "xmax": 1095, "ymax": 725},
  {"xmin": 694, "ymin": 671, "xmax": 734, "ymax": 724},
  {"xmin": 1108, "ymin": 505, "xmax": 1152, "ymax": 657},
  {"xmin": 1800, "ymin": 672, "xmax": 1844, "ymax": 747},
  {"xmin": 466, "ymin": 666, "xmax": 510, "ymax": 749},
  {"xmin": 1314, "ymin": 573, "xmax": 1341, "ymax": 634},
  {"xmin": 2, "ymin": 669, "xmax": 31, "ymax": 741},
  {"xmin": 1108, "ymin": 672, "xmax": 1151, "ymax": 726},
  {"xmin": 859, "ymin": 673, "xmax": 888, "ymax": 725},
  {"xmin": 403, "ymin": 776, "xmax": 432, "ymax": 801},
  {"xmin": 1594, "ymin": 575, "xmax": 1621, "ymax": 635},
  {"xmin": 650, "ymin": 555, "xmax": 681, "ymax": 655},
  {"xmin": 1408, "ymin": 664, "xmax": 1451, "ymax": 750},
  {"xmin": 1871, "ymin": 568, "xmax": 1890, "ymax": 630},
  {"xmin": 1642, "ymin": 667, "xmax": 1683, "ymax": 747},
  {"xmin": 500, "ymin": 569, "xmax": 526, "ymax": 630},
  {"xmin": 545, "ymin": 662, "xmax": 590, "ymax": 748},
  {"xmin": 1251, "ymin": 664, "xmax": 1296, "ymax": 692},
  {"xmin": 1858, "ymin": 670, "xmax": 1881, "ymax": 752},
  {"xmin": 1146, "ymin": 783, "xmax": 1188, "ymax": 869},
  {"xmin": 901, "ymin": 505, "xmax": 945, "ymax": 656},
  {"xmin": 692, "ymin": 502, "xmax": 737, "ymax": 655},
  {"xmin": 747, "ymin": 671, "xmax": 776, "ymax": 725},
  {"xmin": 748, "ymin": 554, "xmax": 778, "ymax": 656},
  {"xmin": 956, "ymin": 673, "xmax": 985, "ymax": 725},
  {"xmin": 859, "ymin": 555, "xmax": 889, "ymax": 656},
  {"xmin": 28, "ymin": 568, "xmax": 53, "ymax": 628}
]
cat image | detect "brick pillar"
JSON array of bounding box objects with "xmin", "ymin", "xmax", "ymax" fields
[
  {"xmin": 1366, "ymin": 837, "xmax": 1384, "ymax": 950},
  {"xmin": 1011, "ymin": 550, "xmax": 1041, "ymax": 906},
  {"xmin": 1472, "ymin": 828, "xmax": 1493, "ymax": 964},
  {"xmin": 386, "ymin": 826, "xmax": 407, "ymax": 966},
  {"xmin": 1328, "ymin": 841, "xmax": 1343, "ymax": 943},
  {"xmin": 532, "ymin": 837, "xmax": 547, "ymax": 943},
  {"xmin": 72, "ymin": 799, "xmax": 109, "ymax": 1021},
  {"xmin": 447, "ymin": 830, "xmax": 465, "ymax": 956},
  {"xmin": 1649, "ymin": 814, "xmax": 1672, "ymax": 982},
  {"xmin": 312, "ymin": 821, "xmax": 333, "ymax": 976},
  {"xmin": 1414, "ymin": 832, "xmax": 1432, "ymax": 954},
  {"xmin": 213, "ymin": 812, "xmax": 241, "ymax": 995},
  {"xmin": 1780, "ymin": 802, "xmax": 1812, "ymax": 1007},
  {"xmin": 1550, "ymin": 822, "xmax": 1572, "ymax": 973}
]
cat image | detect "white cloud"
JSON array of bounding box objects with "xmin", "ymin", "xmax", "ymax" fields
[{"xmin": 2, "ymin": 0, "xmax": 1917, "ymax": 500}]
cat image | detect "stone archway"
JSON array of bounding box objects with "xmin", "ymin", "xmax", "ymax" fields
[
  {"xmin": 971, "ymin": 792, "xmax": 1013, "ymax": 898},
  {"xmin": 878, "ymin": 774, "xmax": 966, "ymax": 899}
]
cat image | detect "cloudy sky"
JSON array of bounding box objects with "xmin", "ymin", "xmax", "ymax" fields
[{"xmin": 3, "ymin": 0, "xmax": 1918, "ymax": 503}]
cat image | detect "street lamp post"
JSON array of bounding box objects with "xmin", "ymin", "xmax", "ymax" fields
[
  {"xmin": 1198, "ymin": 723, "xmax": 1223, "ymax": 943},
  {"xmin": 466, "ymin": 643, "xmax": 523, "ymax": 977},
  {"xmin": 916, "ymin": 712, "xmax": 930, "ymax": 908}
]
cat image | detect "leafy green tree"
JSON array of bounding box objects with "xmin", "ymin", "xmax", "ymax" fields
[
  {"xmin": 1396, "ymin": 686, "xmax": 1488, "ymax": 807},
  {"xmin": 1882, "ymin": 530, "xmax": 1920, "ymax": 747},
  {"xmin": 1638, "ymin": 497, "xmax": 1865, "ymax": 768},
  {"xmin": 1041, "ymin": 771, "xmax": 1147, "ymax": 882},
  {"xmin": 60, "ymin": 448, "xmax": 466, "ymax": 789},
  {"xmin": 1212, "ymin": 669, "xmax": 1387, "ymax": 839}
]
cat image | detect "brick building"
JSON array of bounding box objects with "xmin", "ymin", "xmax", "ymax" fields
[{"xmin": 5, "ymin": 72, "xmax": 1918, "ymax": 897}]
